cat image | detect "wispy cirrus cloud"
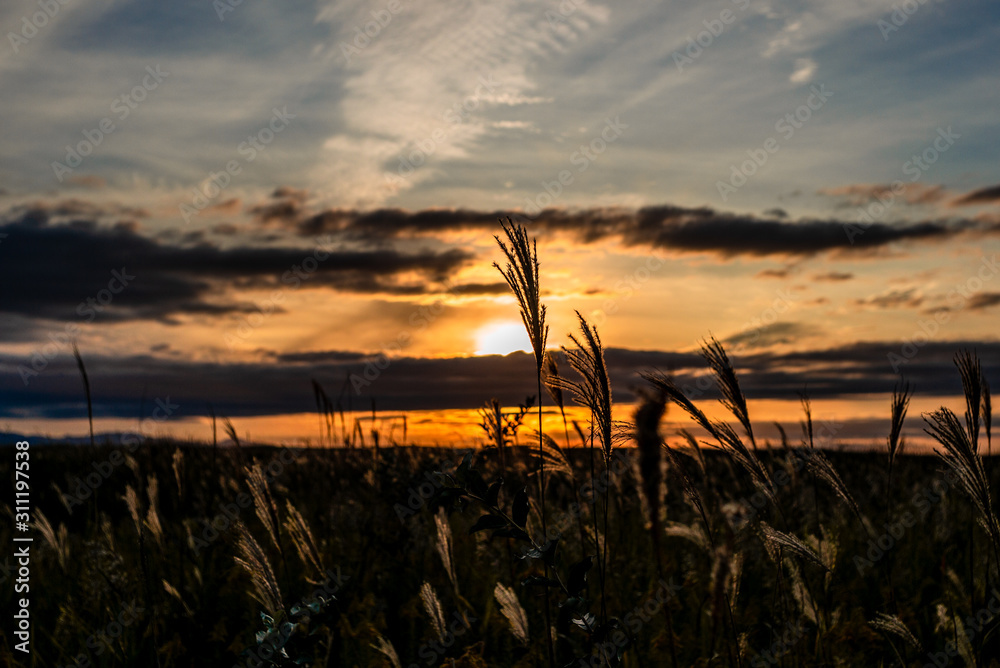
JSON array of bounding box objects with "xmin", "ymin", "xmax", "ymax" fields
[{"xmin": 309, "ymin": 0, "xmax": 609, "ymax": 207}]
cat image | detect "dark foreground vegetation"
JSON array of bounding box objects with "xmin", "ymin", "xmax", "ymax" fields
[{"xmin": 1, "ymin": 437, "xmax": 999, "ymax": 667}]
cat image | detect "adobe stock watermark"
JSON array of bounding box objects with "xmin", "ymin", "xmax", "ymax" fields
[
  {"xmin": 675, "ymin": 286, "xmax": 801, "ymax": 404},
  {"xmin": 514, "ymin": 449, "xmax": 634, "ymax": 559},
  {"xmin": 877, "ymin": 0, "xmax": 940, "ymax": 41},
  {"xmin": 717, "ymin": 84, "xmax": 833, "ymax": 202},
  {"xmin": 545, "ymin": 0, "xmax": 589, "ymax": 29},
  {"xmin": 887, "ymin": 253, "xmax": 999, "ymax": 372},
  {"xmin": 338, "ymin": 0, "xmax": 404, "ymax": 63},
  {"xmin": 730, "ymin": 447, "xmax": 828, "ymax": 528},
  {"xmin": 577, "ymin": 577, "xmax": 683, "ymax": 667},
  {"xmin": 923, "ymin": 588, "xmax": 1000, "ymax": 668},
  {"xmin": 180, "ymin": 106, "xmax": 295, "ymax": 224},
  {"xmin": 7, "ymin": 0, "xmax": 72, "ymax": 54},
  {"xmin": 223, "ymin": 235, "xmax": 336, "ymax": 349},
  {"xmin": 394, "ymin": 457, "xmax": 460, "ymax": 522},
  {"xmin": 521, "ymin": 116, "xmax": 628, "ymax": 216},
  {"xmin": 17, "ymin": 267, "xmax": 134, "ymax": 385},
  {"xmin": 748, "ymin": 620, "xmax": 808, "ymax": 667},
  {"xmin": 385, "ymin": 74, "xmax": 502, "ymax": 186},
  {"xmin": 853, "ymin": 470, "xmax": 957, "ymax": 576},
  {"xmin": 190, "ymin": 449, "xmax": 296, "ymax": 554},
  {"xmin": 405, "ymin": 610, "xmax": 477, "ymax": 668},
  {"xmin": 349, "ymin": 277, "xmax": 474, "ymax": 394},
  {"xmin": 587, "ymin": 255, "xmax": 666, "ymax": 328},
  {"xmin": 728, "ymin": 288, "xmax": 800, "ymax": 355},
  {"xmin": 57, "ymin": 600, "xmax": 144, "ymax": 668},
  {"xmin": 672, "ymin": 0, "xmax": 752, "ymax": 72},
  {"xmin": 51, "ymin": 65, "xmax": 169, "ymax": 183},
  {"xmin": 843, "ymin": 126, "xmax": 959, "ymax": 244}
]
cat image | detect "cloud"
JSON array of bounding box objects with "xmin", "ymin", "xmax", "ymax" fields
[
  {"xmin": 0, "ymin": 208, "xmax": 478, "ymax": 323},
  {"xmin": 204, "ymin": 198, "xmax": 242, "ymax": 215},
  {"xmin": 967, "ymin": 293, "xmax": 1000, "ymax": 311},
  {"xmin": 66, "ymin": 175, "xmax": 107, "ymax": 190},
  {"xmin": 724, "ymin": 322, "xmax": 816, "ymax": 349},
  {"xmin": 789, "ymin": 57, "xmax": 817, "ymax": 83},
  {"xmin": 2, "ymin": 199, "xmax": 149, "ymax": 223},
  {"xmin": 855, "ymin": 288, "xmax": 924, "ymax": 309},
  {"xmin": 252, "ymin": 198, "xmax": 980, "ymax": 258},
  {"xmin": 4, "ymin": 339, "xmax": 997, "ymax": 419},
  {"xmin": 756, "ymin": 268, "xmax": 793, "ymax": 279},
  {"xmin": 819, "ymin": 183, "xmax": 950, "ymax": 208},
  {"xmin": 273, "ymin": 350, "xmax": 371, "ymax": 363},
  {"xmin": 813, "ymin": 272, "xmax": 853, "ymax": 282},
  {"xmin": 952, "ymin": 184, "xmax": 1000, "ymax": 206},
  {"xmin": 309, "ymin": 0, "xmax": 609, "ymax": 206}
]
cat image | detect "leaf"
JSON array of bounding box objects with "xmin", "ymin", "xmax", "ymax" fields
[
  {"xmin": 556, "ymin": 597, "xmax": 588, "ymax": 634},
  {"xmin": 522, "ymin": 539, "xmax": 559, "ymax": 565},
  {"xmin": 456, "ymin": 452, "xmax": 473, "ymax": 481},
  {"xmin": 468, "ymin": 469, "xmax": 489, "ymax": 498},
  {"xmin": 437, "ymin": 488, "xmax": 466, "ymax": 508},
  {"xmin": 469, "ymin": 513, "xmax": 508, "ymax": 534},
  {"xmin": 513, "ymin": 487, "xmax": 529, "ymax": 527},
  {"xmin": 567, "ymin": 555, "xmax": 594, "ymax": 596},
  {"xmin": 485, "ymin": 479, "xmax": 503, "ymax": 508},
  {"xmin": 431, "ymin": 471, "xmax": 456, "ymax": 488}
]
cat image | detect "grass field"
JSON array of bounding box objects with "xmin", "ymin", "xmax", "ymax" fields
[{"xmin": 1, "ymin": 435, "xmax": 998, "ymax": 667}]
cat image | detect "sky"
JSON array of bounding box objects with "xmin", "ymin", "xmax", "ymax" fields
[{"xmin": 1, "ymin": 0, "xmax": 998, "ymax": 449}]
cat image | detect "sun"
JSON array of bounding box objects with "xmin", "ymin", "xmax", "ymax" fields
[{"xmin": 474, "ymin": 321, "xmax": 532, "ymax": 356}]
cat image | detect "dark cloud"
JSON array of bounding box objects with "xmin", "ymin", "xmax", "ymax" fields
[
  {"xmin": 855, "ymin": 289, "xmax": 924, "ymax": 310},
  {"xmin": 756, "ymin": 268, "xmax": 793, "ymax": 279},
  {"xmin": 0, "ymin": 209, "xmax": 476, "ymax": 324},
  {"xmin": 814, "ymin": 272, "xmax": 854, "ymax": 282},
  {"xmin": 274, "ymin": 350, "xmax": 371, "ymax": 363},
  {"xmin": 2, "ymin": 199, "xmax": 149, "ymax": 222},
  {"xmin": 211, "ymin": 223, "xmax": 242, "ymax": 236},
  {"xmin": 724, "ymin": 322, "xmax": 817, "ymax": 349},
  {"xmin": 254, "ymin": 200, "xmax": 977, "ymax": 258},
  {"xmin": 617, "ymin": 207, "xmax": 952, "ymax": 257},
  {"xmin": 271, "ymin": 186, "xmax": 309, "ymax": 201},
  {"xmin": 967, "ymin": 293, "xmax": 1000, "ymax": 310},
  {"xmin": 250, "ymin": 198, "xmax": 306, "ymax": 226},
  {"xmin": 3, "ymin": 340, "xmax": 997, "ymax": 419},
  {"xmin": 952, "ymin": 184, "xmax": 1000, "ymax": 206}
]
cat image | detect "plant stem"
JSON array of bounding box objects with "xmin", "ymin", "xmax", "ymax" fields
[{"xmin": 538, "ymin": 373, "xmax": 555, "ymax": 668}]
